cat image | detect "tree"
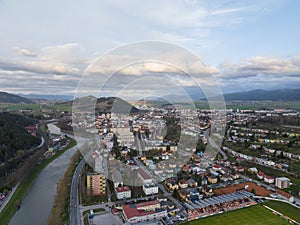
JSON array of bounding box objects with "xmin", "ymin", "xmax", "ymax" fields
[{"xmin": 172, "ymin": 188, "xmax": 179, "ymax": 199}]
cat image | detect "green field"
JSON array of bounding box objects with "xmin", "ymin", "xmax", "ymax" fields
[
  {"xmin": 264, "ymin": 200, "xmax": 300, "ymax": 222},
  {"xmin": 184, "ymin": 205, "xmax": 289, "ymax": 225},
  {"xmin": 0, "ymin": 102, "xmax": 72, "ymax": 112}
]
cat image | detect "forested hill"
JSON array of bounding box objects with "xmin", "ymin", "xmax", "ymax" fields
[
  {"xmin": 0, "ymin": 112, "xmax": 40, "ymax": 163},
  {"xmin": 0, "ymin": 91, "xmax": 33, "ymax": 103}
]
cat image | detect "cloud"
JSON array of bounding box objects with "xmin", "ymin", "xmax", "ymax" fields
[
  {"xmin": 219, "ymin": 56, "xmax": 300, "ymax": 79},
  {"xmin": 102, "ymin": 0, "xmax": 279, "ymax": 48},
  {"xmin": 87, "ymin": 48, "xmax": 219, "ymax": 78},
  {"xmin": 1, "ymin": 43, "xmax": 87, "ymax": 76},
  {"xmin": 217, "ymin": 55, "xmax": 300, "ymax": 92},
  {"xmin": 39, "ymin": 43, "xmax": 86, "ymax": 64},
  {"xmin": 17, "ymin": 48, "xmax": 37, "ymax": 57},
  {"xmin": 0, "ymin": 58, "xmax": 80, "ymax": 75}
]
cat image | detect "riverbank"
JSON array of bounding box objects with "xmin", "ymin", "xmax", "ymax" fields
[
  {"xmin": 0, "ymin": 139, "xmax": 77, "ymax": 225},
  {"xmin": 47, "ymin": 150, "xmax": 82, "ymax": 225}
]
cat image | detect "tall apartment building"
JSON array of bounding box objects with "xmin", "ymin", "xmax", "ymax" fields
[
  {"xmin": 87, "ymin": 172, "xmax": 106, "ymax": 196},
  {"xmin": 275, "ymin": 177, "xmax": 290, "ymax": 189}
]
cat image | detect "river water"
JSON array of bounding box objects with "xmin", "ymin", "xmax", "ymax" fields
[{"xmin": 9, "ymin": 123, "xmax": 77, "ymax": 225}]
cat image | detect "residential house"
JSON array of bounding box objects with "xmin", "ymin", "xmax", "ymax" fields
[
  {"xmin": 115, "ymin": 186, "xmax": 131, "ymax": 200},
  {"xmin": 187, "ymin": 179, "xmax": 198, "ymax": 187},
  {"xmin": 264, "ymin": 176, "xmax": 274, "ymax": 184},
  {"xmin": 179, "ymin": 179, "xmax": 188, "ymax": 189},
  {"xmin": 165, "ymin": 178, "xmax": 179, "ymax": 191},
  {"xmin": 208, "ymin": 175, "xmax": 218, "ymax": 184}
]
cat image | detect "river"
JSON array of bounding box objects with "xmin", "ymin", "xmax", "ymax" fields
[{"xmin": 9, "ymin": 123, "xmax": 78, "ymax": 225}]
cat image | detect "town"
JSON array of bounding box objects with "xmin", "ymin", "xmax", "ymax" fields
[{"xmin": 69, "ymin": 104, "xmax": 300, "ymax": 225}]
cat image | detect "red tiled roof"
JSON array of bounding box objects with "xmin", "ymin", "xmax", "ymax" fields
[
  {"xmin": 276, "ymin": 189, "xmax": 292, "ymax": 198},
  {"xmin": 123, "ymin": 200, "xmax": 160, "ymax": 220},
  {"xmin": 258, "ymin": 171, "xmax": 265, "ymax": 176},
  {"xmin": 213, "ymin": 165, "xmax": 221, "ymax": 169},
  {"xmin": 179, "ymin": 179, "xmax": 187, "ymax": 184},
  {"xmin": 237, "ymin": 166, "xmax": 244, "ymax": 170},
  {"xmin": 123, "ymin": 205, "xmax": 155, "ymax": 220},
  {"xmin": 115, "ymin": 186, "xmax": 131, "ymax": 193}
]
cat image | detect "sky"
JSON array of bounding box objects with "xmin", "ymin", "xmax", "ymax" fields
[{"xmin": 0, "ymin": 0, "xmax": 300, "ymax": 97}]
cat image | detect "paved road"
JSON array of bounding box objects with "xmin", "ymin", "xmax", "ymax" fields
[
  {"xmin": 0, "ymin": 183, "xmax": 20, "ymax": 213},
  {"xmin": 70, "ymin": 141, "xmax": 107, "ymax": 225},
  {"xmin": 80, "ymin": 194, "xmax": 159, "ymax": 212},
  {"xmin": 135, "ymin": 133, "xmax": 143, "ymax": 156},
  {"xmin": 204, "ymin": 127, "xmax": 228, "ymax": 160},
  {"xmin": 70, "ymin": 158, "xmax": 85, "ymax": 225}
]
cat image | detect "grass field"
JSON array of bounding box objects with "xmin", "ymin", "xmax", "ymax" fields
[
  {"xmin": 183, "ymin": 205, "xmax": 290, "ymax": 225},
  {"xmin": 264, "ymin": 200, "xmax": 300, "ymax": 222}
]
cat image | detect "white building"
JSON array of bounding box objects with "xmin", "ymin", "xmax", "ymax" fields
[
  {"xmin": 115, "ymin": 186, "xmax": 131, "ymax": 200},
  {"xmin": 264, "ymin": 176, "xmax": 274, "ymax": 184},
  {"xmin": 143, "ymin": 183, "xmax": 159, "ymax": 195},
  {"xmin": 275, "ymin": 177, "xmax": 290, "ymax": 189}
]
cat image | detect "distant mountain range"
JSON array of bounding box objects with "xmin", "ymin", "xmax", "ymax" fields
[
  {"xmin": 0, "ymin": 91, "xmax": 33, "ymax": 103},
  {"xmin": 20, "ymin": 94, "xmax": 74, "ymax": 101},
  {"xmin": 1, "ymin": 88, "xmax": 300, "ymax": 104},
  {"xmin": 222, "ymin": 89, "xmax": 300, "ymax": 101},
  {"xmin": 145, "ymin": 88, "xmax": 300, "ymax": 102}
]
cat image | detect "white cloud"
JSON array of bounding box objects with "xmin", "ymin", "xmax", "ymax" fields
[
  {"xmin": 219, "ymin": 56, "xmax": 300, "ymax": 79},
  {"xmin": 39, "ymin": 43, "xmax": 86, "ymax": 64},
  {"xmin": 217, "ymin": 55, "xmax": 300, "ymax": 92},
  {"xmin": 18, "ymin": 48, "xmax": 37, "ymax": 57}
]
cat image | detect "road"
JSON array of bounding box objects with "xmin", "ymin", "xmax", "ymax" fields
[
  {"xmin": 0, "ymin": 183, "xmax": 20, "ymax": 213},
  {"xmin": 70, "ymin": 158, "xmax": 85, "ymax": 225},
  {"xmin": 226, "ymin": 126, "xmax": 232, "ymax": 141},
  {"xmin": 135, "ymin": 133, "xmax": 143, "ymax": 156},
  {"xmin": 204, "ymin": 127, "xmax": 228, "ymax": 160},
  {"xmin": 80, "ymin": 194, "xmax": 159, "ymax": 212},
  {"xmin": 70, "ymin": 141, "xmax": 107, "ymax": 225}
]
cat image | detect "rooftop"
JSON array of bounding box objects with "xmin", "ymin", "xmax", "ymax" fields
[
  {"xmin": 115, "ymin": 186, "xmax": 131, "ymax": 193},
  {"xmin": 123, "ymin": 200, "xmax": 162, "ymax": 220},
  {"xmin": 137, "ymin": 168, "xmax": 152, "ymax": 180}
]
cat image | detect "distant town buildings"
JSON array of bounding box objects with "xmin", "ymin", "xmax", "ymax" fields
[{"xmin": 275, "ymin": 177, "xmax": 290, "ymax": 189}]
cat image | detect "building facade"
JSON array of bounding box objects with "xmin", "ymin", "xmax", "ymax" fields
[
  {"xmin": 275, "ymin": 177, "xmax": 290, "ymax": 189},
  {"xmin": 87, "ymin": 172, "xmax": 106, "ymax": 196},
  {"xmin": 115, "ymin": 186, "xmax": 131, "ymax": 200},
  {"xmin": 143, "ymin": 183, "xmax": 159, "ymax": 195}
]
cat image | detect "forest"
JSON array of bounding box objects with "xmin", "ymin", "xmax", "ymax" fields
[{"xmin": 0, "ymin": 112, "xmax": 40, "ymax": 174}]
